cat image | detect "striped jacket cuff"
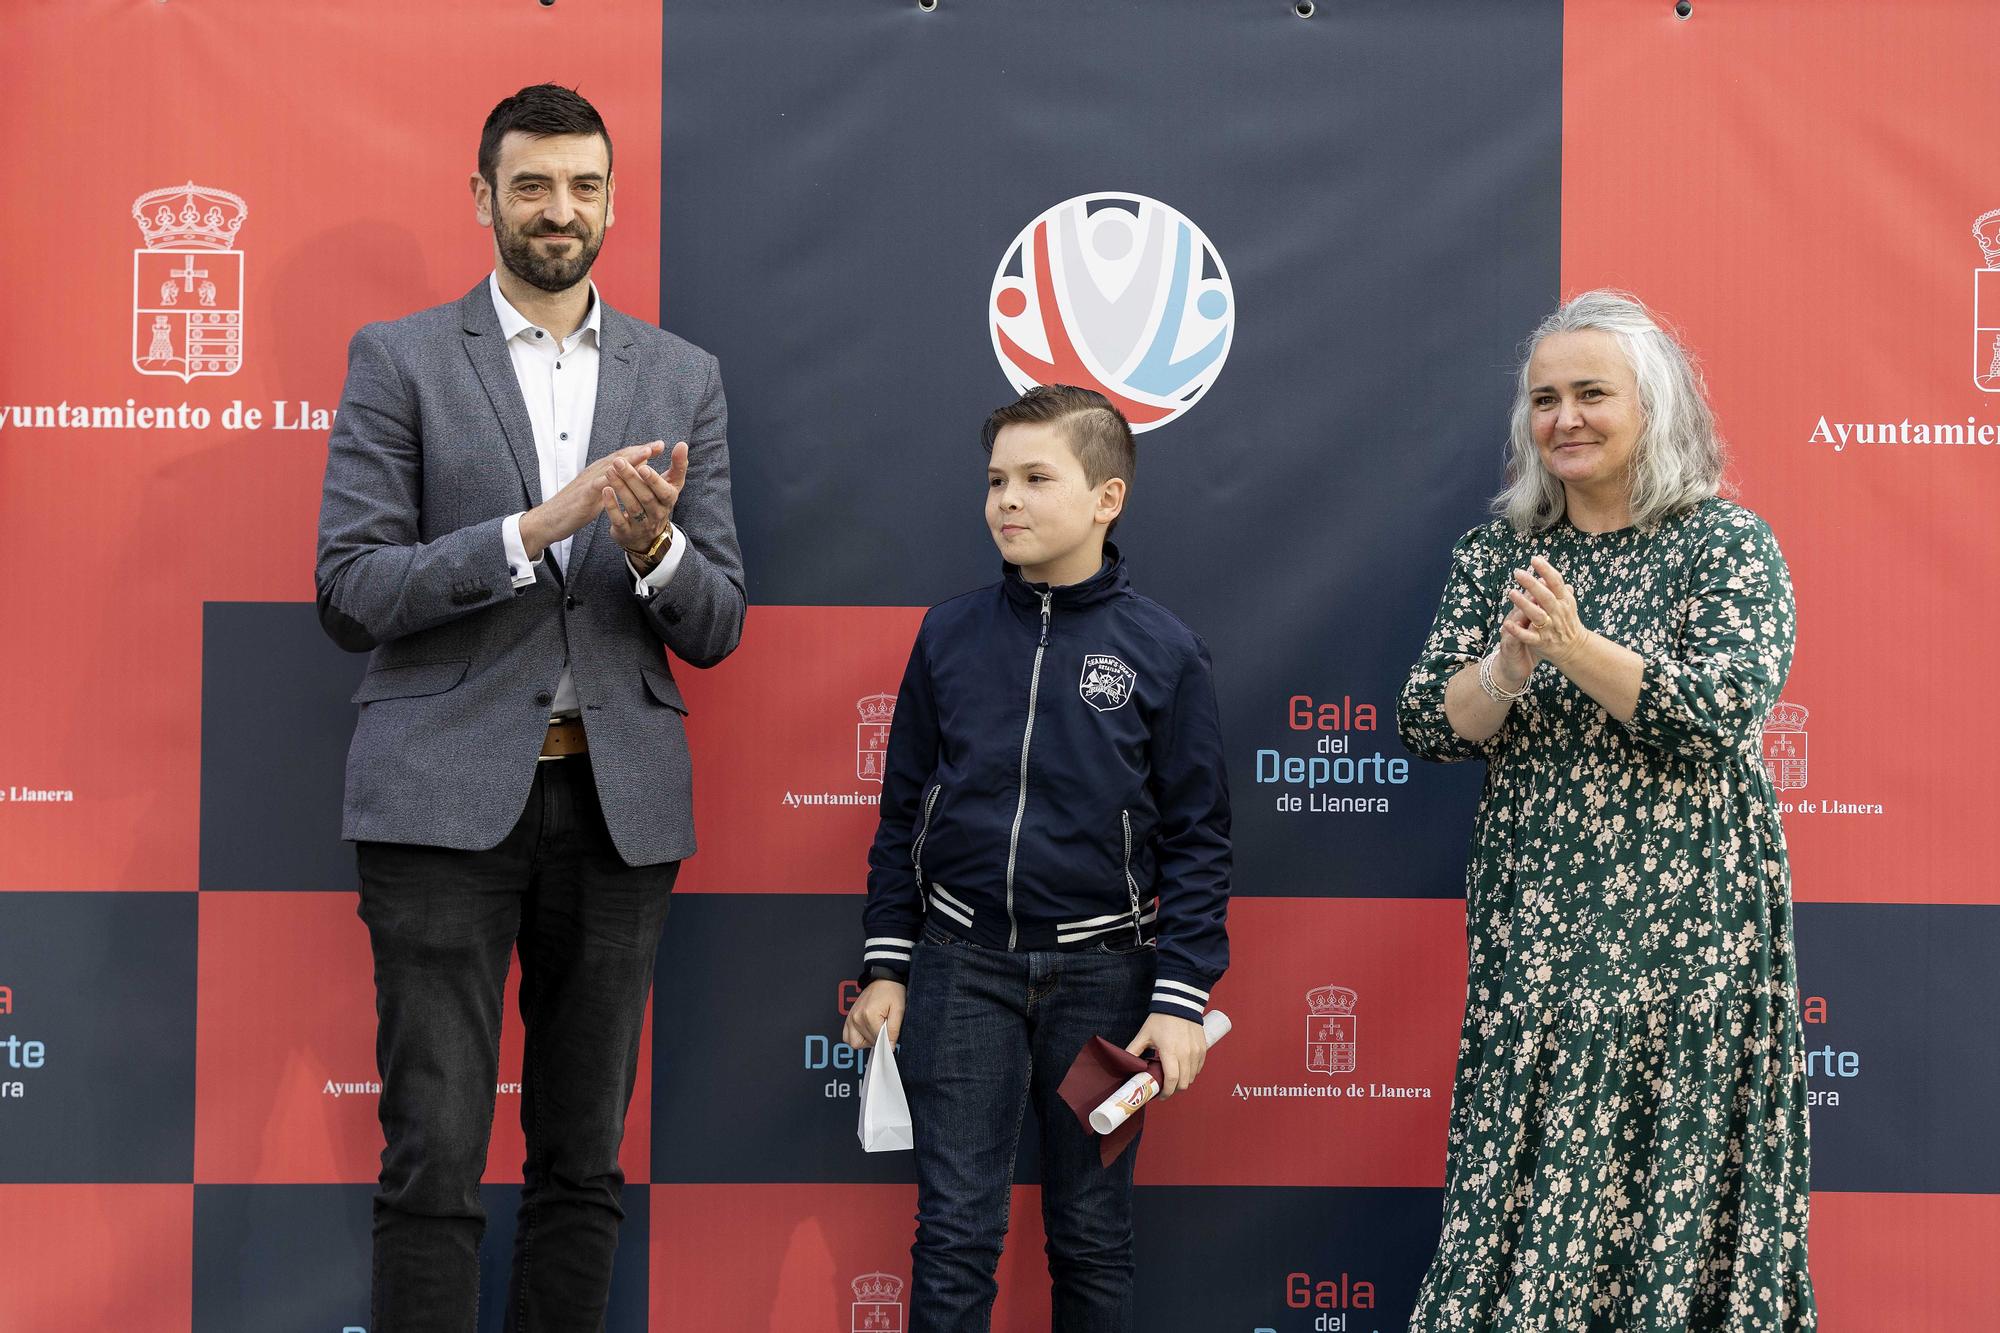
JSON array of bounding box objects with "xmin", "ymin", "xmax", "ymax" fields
[
  {"xmin": 1149, "ymin": 977, "xmax": 1210, "ymax": 1018},
  {"xmin": 860, "ymin": 935, "xmax": 916, "ymax": 985}
]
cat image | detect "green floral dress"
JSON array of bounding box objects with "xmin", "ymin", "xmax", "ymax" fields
[{"xmin": 1397, "ymin": 499, "xmax": 1816, "ymax": 1332}]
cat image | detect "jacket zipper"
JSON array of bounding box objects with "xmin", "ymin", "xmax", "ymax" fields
[
  {"xmin": 1003, "ymin": 591, "xmax": 1052, "ymax": 949},
  {"xmin": 912, "ymin": 784, "xmax": 942, "ymax": 897},
  {"xmin": 1121, "ymin": 809, "xmax": 1143, "ymax": 945}
]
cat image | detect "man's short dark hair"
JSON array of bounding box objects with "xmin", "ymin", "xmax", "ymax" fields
[
  {"xmin": 981, "ymin": 385, "xmax": 1137, "ymax": 490},
  {"xmin": 479, "ymin": 84, "xmax": 612, "ymax": 188}
]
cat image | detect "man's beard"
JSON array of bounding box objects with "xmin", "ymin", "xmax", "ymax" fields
[{"xmin": 495, "ymin": 219, "xmax": 603, "ymax": 294}]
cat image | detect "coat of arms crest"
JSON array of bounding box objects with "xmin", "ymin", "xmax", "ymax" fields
[{"xmin": 133, "ymin": 182, "xmax": 246, "ymax": 382}]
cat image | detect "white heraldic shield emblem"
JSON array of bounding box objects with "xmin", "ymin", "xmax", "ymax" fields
[
  {"xmin": 1760, "ymin": 701, "xmax": 1809, "ymax": 793},
  {"xmin": 857, "ymin": 693, "xmax": 896, "ymax": 785},
  {"xmin": 1078, "ymin": 654, "xmax": 1136, "ymax": 712},
  {"xmin": 850, "ymin": 1272, "xmax": 904, "ymax": 1332},
  {"xmin": 1974, "ymin": 209, "xmax": 2000, "ymax": 392},
  {"xmin": 1307, "ymin": 984, "xmax": 1358, "ymax": 1076},
  {"xmin": 133, "ymin": 183, "xmax": 247, "ymax": 383}
]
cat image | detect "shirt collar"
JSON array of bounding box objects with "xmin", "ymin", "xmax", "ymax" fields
[{"xmin": 488, "ymin": 270, "xmax": 601, "ymax": 347}]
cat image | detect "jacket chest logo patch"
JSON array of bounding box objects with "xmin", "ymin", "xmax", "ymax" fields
[{"xmin": 1079, "ymin": 654, "xmax": 1137, "ymax": 712}]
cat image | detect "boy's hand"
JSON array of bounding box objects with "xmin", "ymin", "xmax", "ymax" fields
[
  {"xmin": 1125, "ymin": 1013, "xmax": 1207, "ymax": 1098},
  {"xmin": 844, "ymin": 979, "xmax": 907, "ymax": 1050}
]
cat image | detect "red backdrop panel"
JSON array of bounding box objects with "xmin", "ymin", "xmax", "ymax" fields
[
  {"xmin": 1563, "ymin": 0, "xmax": 2000, "ymax": 904},
  {"xmin": 194, "ymin": 892, "xmax": 652, "ymax": 1184},
  {"xmin": 0, "ymin": 1184, "xmax": 192, "ymax": 1333},
  {"xmin": 0, "ymin": 0, "xmax": 662, "ymax": 891},
  {"xmin": 1141, "ymin": 897, "xmax": 1464, "ymax": 1188},
  {"xmin": 677, "ymin": 606, "xmax": 928, "ymax": 893},
  {"xmin": 1810, "ymin": 1191, "xmax": 2000, "ymax": 1327},
  {"xmin": 650, "ymin": 1182, "xmax": 1052, "ymax": 1332}
]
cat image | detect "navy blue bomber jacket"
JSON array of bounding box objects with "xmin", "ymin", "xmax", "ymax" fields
[{"xmin": 859, "ymin": 547, "xmax": 1231, "ymax": 1020}]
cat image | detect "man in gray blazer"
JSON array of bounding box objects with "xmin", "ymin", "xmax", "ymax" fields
[{"xmin": 314, "ymin": 84, "xmax": 744, "ymax": 1329}]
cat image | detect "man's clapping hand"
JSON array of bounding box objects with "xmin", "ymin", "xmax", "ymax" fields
[
  {"xmin": 605, "ymin": 440, "xmax": 688, "ymax": 570},
  {"xmin": 518, "ymin": 440, "xmax": 685, "ymax": 561}
]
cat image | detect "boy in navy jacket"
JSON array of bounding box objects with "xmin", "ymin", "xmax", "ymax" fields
[{"xmin": 844, "ymin": 385, "xmax": 1231, "ymax": 1331}]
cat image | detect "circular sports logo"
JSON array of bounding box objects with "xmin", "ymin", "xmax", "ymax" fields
[{"xmin": 990, "ymin": 193, "xmax": 1233, "ymax": 432}]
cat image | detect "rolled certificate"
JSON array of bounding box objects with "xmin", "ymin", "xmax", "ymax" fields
[{"xmin": 1088, "ymin": 1009, "xmax": 1233, "ymax": 1134}]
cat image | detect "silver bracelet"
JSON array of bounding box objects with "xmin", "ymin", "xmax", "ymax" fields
[{"xmin": 1478, "ymin": 650, "xmax": 1531, "ymax": 702}]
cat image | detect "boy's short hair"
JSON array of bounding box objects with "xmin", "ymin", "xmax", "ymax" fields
[{"xmin": 980, "ymin": 385, "xmax": 1137, "ymax": 490}]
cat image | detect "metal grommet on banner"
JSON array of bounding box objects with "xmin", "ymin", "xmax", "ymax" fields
[
  {"xmin": 1295, "ymin": 1, "xmax": 1316, "ymax": 16},
  {"xmin": 1675, "ymin": 0, "xmax": 1692, "ymax": 16},
  {"xmin": 918, "ymin": 0, "xmax": 938, "ymax": 11}
]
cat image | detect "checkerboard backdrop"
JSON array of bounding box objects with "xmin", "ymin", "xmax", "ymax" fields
[{"xmin": 4, "ymin": 1, "xmax": 1997, "ymax": 1327}]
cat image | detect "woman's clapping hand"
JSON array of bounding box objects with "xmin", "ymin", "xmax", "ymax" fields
[{"xmin": 1503, "ymin": 555, "xmax": 1589, "ymax": 669}]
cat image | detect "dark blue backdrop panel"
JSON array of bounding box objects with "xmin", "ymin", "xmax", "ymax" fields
[
  {"xmin": 192, "ymin": 1185, "xmax": 374, "ymax": 1331},
  {"xmin": 651, "ymin": 893, "xmax": 1047, "ymax": 1184},
  {"xmin": 1133, "ymin": 1185, "xmax": 1441, "ymax": 1331},
  {"xmin": 1792, "ymin": 903, "xmax": 2000, "ymax": 1194},
  {"xmin": 192, "ymin": 1184, "xmax": 649, "ymax": 1333},
  {"xmin": 0, "ymin": 892, "xmax": 196, "ymax": 1182},
  {"xmin": 661, "ymin": 0, "xmax": 1562, "ymax": 898},
  {"xmin": 200, "ymin": 601, "xmax": 363, "ymax": 892}
]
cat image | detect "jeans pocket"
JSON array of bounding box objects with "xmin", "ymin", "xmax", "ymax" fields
[
  {"xmin": 1095, "ymin": 936, "xmax": 1155, "ymax": 957},
  {"xmin": 921, "ymin": 923, "xmax": 963, "ymax": 948}
]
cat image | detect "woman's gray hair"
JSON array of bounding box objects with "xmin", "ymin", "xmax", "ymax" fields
[{"xmin": 1494, "ymin": 290, "xmax": 1726, "ymax": 534}]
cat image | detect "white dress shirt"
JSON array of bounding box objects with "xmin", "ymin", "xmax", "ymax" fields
[{"xmin": 491, "ymin": 273, "xmax": 685, "ymax": 715}]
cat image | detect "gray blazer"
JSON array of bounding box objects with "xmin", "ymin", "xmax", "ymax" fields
[{"xmin": 314, "ymin": 280, "xmax": 746, "ymax": 866}]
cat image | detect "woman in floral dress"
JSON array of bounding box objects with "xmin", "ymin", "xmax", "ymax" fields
[{"xmin": 1398, "ymin": 291, "xmax": 1815, "ymax": 1331}]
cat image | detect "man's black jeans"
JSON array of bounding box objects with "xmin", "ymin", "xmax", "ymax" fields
[{"xmin": 356, "ymin": 754, "xmax": 675, "ymax": 1333}]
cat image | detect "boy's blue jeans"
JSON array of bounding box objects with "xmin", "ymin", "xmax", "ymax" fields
[{"xmin": 899, "ymin": 923, "xmax": 1156, "ymax": 1333}]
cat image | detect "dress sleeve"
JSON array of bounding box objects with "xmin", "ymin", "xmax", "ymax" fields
[
  {"xmin": 1397, "ymin": 525, "xmax": 1506, "ymax": 763},
  {"xmin": 1622, "ymin": 507, "xmax": 1795, "ymax": 763}
]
